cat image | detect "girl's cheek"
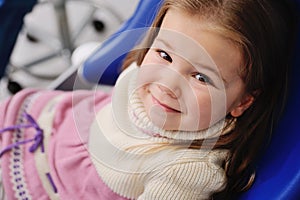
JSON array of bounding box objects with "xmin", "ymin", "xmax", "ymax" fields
[{"xmin": 191, "ymin": 91, "xmax": 227, "ymax": 128}]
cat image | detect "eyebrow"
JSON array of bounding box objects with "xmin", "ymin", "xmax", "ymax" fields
[
  {"xmin": 154, "ymin": 38, "xmax": 174, "ymax": 51},
  {"xmin": 154, "ymin": 38, "xmax": 229, "ymax": 86}
]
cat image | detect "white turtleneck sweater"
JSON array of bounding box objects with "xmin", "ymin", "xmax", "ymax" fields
[{"xmin": 88, "ymin": 63, "xmax": 230, "ymax": 199}]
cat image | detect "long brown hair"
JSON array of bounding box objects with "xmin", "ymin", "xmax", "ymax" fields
[{"xmin": 123, "ymin": 0, "xmax": 297, "ymax": 198}]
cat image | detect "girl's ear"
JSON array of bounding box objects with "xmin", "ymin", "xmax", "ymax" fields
[{"xmin": 230, "ymin": 94, "xmax": 255, "ymax": 117}]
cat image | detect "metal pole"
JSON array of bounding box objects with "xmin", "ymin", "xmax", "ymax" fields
[{"xmin": 52, "ymin": 0, "xmax": 74, "ymax": 52}]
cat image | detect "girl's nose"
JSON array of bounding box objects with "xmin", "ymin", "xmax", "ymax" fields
[{"xmin": 157, "ymin": 69, "xmax": 183, "ymax": 99}]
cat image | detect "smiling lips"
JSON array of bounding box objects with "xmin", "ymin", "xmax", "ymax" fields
[{"xmin": 151, "ymin": 96, "xmax": 181, "ymax": 113}]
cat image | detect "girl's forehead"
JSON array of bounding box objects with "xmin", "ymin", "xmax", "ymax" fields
[{"xmin": 157, "ymin": 10, "xmax": 215, "ymax": 64}]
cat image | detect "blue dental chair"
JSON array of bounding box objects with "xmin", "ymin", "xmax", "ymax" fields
[{"xmin": 79, "ymin": 0, "xmax": 300, "ymax": 199}]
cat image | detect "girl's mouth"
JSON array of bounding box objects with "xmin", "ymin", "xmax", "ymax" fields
[{"xmin": 151, "ymin": 96, "xmax": 181, "ymax": 113}]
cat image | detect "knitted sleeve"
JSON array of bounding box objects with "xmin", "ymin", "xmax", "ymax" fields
[{"xmin": 138, "ymin": 151, "xmax": 227, "ymax": 200}]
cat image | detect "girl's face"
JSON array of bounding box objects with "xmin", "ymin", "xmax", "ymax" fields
[{"xmin": 136, "ymin": 9, "xmax": 254, "ymax": 131}]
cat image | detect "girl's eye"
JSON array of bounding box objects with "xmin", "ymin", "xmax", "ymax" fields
[
  {"xmin": 194, "ymin": 73, "xmax": 211, "ymax": 84},
  {"xmin": 157, "ymin": 50, "xmax": 172, "ymax": 63}
]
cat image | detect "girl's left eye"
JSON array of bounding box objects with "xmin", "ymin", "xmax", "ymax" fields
[{"xmin": 193, "ymin": 73, "xmax": 211, "ymax": 84}]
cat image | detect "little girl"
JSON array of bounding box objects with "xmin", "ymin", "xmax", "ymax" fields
[{"xmin": 0, "ymin": 0, "xmax": 296, "ymax": 199}]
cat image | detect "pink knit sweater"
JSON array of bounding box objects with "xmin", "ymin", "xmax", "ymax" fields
[{"xmin": 0, "ymin": 89, "xmax": 127, "ymax": 200}]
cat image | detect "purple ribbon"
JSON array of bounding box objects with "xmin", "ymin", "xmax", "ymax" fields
[{"xmin": 0, "ymin": 112, "xmax": 44, "ymax": 157}]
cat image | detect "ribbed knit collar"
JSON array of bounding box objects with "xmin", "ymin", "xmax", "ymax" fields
[{"xmin": 112, "ymin": 63, "xmax": 235, "ymax": 142}]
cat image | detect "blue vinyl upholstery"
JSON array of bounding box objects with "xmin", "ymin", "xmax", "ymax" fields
[{"xmin": 82, "ymin": 0, "xmax": 300, "ymax": 199}]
